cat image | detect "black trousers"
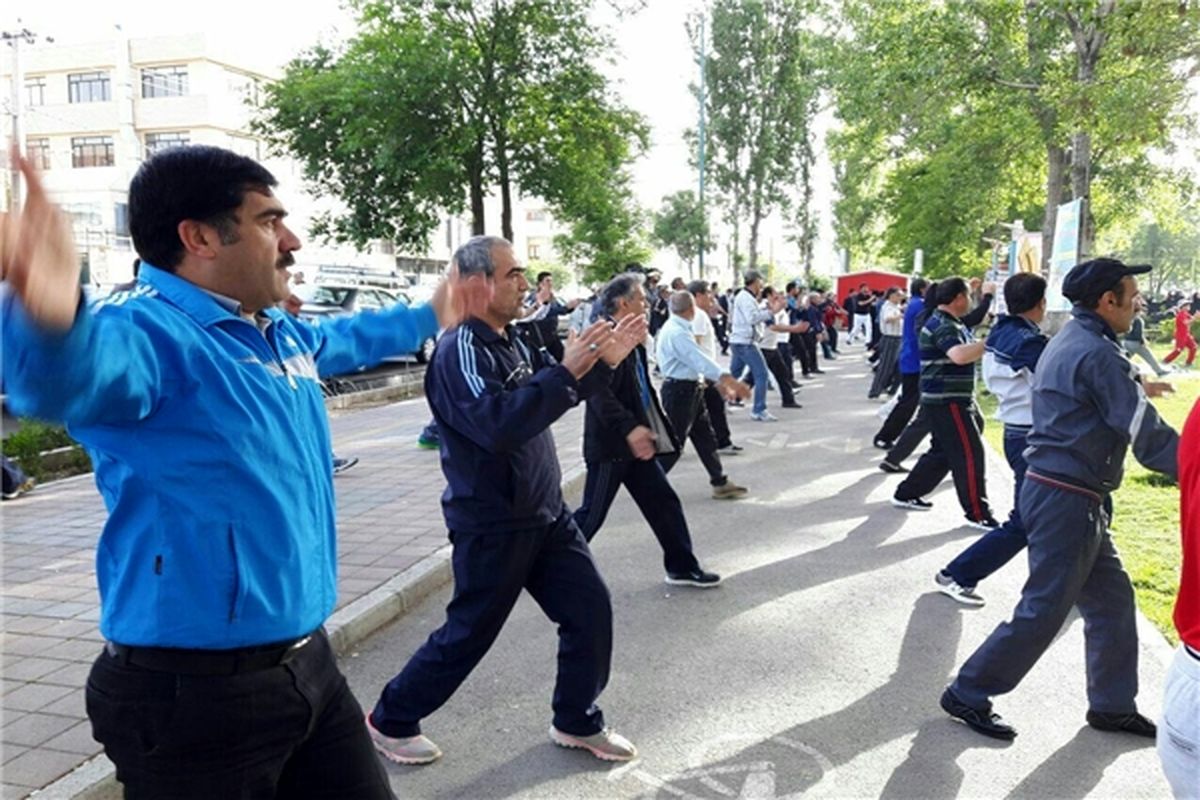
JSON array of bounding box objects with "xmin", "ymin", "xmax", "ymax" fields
[
  {"xmin": 876, "ymin": 372, "xmax": 920, "ymax": 447},
  {"xmin": 703, "ymin": 381, "xmax": 733, "ymax": 449},
  {"xmin": 777, "ymin": 342, "xmax": 797, "ymax": 383},
  {"xmin": 762, "ymin": 348, "xmax": 797, "ymax": 406},
  {"xmin": 86, "ymin": 629, "xmax": 393, "ymax": 800},
  {"xmin": 658, "ymin": 379, "xmax": 727, "ymax": 486},
  {"xmin": 793, "ymin": 332, "xmax": 818, "ymax": 375},
  {"xmin": 372, "ymin": 513, "xmax": 611, "ymax": 739},
  {"xmin": 868, "ymin": 335, "xmax": 902, "ymax": 398},
  {"xmin": 895, "ymin": 402, "xmax": 993, "ymax": 522},
  {"xmin": 573, "ymin": 458, "xmax": 702, "ymax": 575}
]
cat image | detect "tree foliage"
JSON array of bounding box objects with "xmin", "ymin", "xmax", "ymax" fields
[
  {"xmin": 651, "ymin": 190, "xmax": 710, "ymax": 277},
  {"xmin": 691, "ymin": 0, "xmax": 823, "ymax": 272},
  {"xmin": 827, "ymin": 0, "xmax": 1200, "ymax": 277},
  {"xmin": 258, "ymin": 0, "xmax": 649, "ymax": 276}
]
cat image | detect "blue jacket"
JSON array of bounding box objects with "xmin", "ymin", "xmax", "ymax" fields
[
  {"xmin": 2, "ymin": 265, "xmax": 438, "ymax": 648},
  {"xmin": 1025, "ymin": 307, "xmax": 1178, "ymax": 493},
  {"xmin": 897, "ymin": 296, "xmax": 926, "ymax": 374},
  {"xmin": 982, "ymin": 314, "xmax": 1047, "ymax": 427},
  {"xmin": 427, "ymin": 318, "xmax": 607, "ymax": 534}
]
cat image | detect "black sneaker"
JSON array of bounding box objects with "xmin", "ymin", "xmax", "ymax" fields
[
  {"xmin": 1086, "ymin": 710, "xmax": 1156, "ymax": 738},
  {"xmin": 879, "ymin": 460, "xmax": 909, "ymax": 474},
  {"xmin": 964, "ymin": 516, "xmax": 1001, "ymax": 531},
  {"xmin": 940, "ymin": 687, "xmax": 1017, "ymax": 740},
  {"xmin": 891, "ymin": 496, "xmax": 932, "ymax": 510},
  {"xmin": 665, "ymin": 569, "xmax": 723, "ymax": 588},
  {"xmin": 717, "ymin": 443, "xmax": 744, "ymax": 455},
  {"xmin": 332, "ymin": 456, "xmax": 359, "ymax": 475}
]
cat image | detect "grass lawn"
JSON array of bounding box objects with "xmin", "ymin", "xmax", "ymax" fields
[{"xmin": 975, "ymin": 344, "xmax": 1195, "ymax": 643}]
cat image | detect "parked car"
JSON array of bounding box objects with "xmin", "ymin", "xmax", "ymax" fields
[{"xmin": 295, "ymin": 284, "xmax": 437, "ymax": 363}]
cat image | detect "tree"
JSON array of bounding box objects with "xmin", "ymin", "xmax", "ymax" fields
[
  {"xmin": 827, "ymin": 0, "xmax": 1200, "ymax": 274},
  {"xmin": 652, "ymin": 190, "xmax": 710, "ymax": 277},
  {"xmin": 691, "ymin": 0, "xmax": 823, "ymax": 272},
  {"xmin": 258, "ymin": 0, "xmax": 648, "ymax": 259}
]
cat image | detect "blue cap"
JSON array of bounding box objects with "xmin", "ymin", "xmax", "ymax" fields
[{"xmin": 1061, "ymin": 258, "xmax": 1151, "ymax": 304}]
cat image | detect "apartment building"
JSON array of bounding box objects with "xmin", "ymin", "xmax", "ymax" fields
[{"xmin": 3, "ymin": 31, "xmax": 398, "ymax": 286}]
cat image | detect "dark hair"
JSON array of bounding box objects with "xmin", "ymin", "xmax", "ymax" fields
[
  {"xmin": 129, "ymin": 145, "xmax": 277, "ymax": 271},
  {"xmin": 536, "ymin": 271, "xmax": 552, "ymax": 285},
  {"xmin": 885, "ymin": 286, "xmax": 901, "ymax": 299},
  {"xmin": 910, "ymin": 277, "xmax": 928, "ymax": 296},
  {"xmin": 1004, "ymin": 273, "xmax": 1047, "ymax": 315},
  {"xmin": 934, "ymin": 278, "xmax": 969, "ymax": 306},
  {"xmin": 761, "ymin": 285, "xmax": 776, "ymax": 298},
  {"xmin": 785, "ymin": 280, "xmax": 798, "ymax": 292},
  {"xmin": 686, "ymin": 279, "xmax": 709, "ymax": 296},
  {"xmin": 595, "ymin": 272, "xmax": 644, "ymax": 319},
  {"xmin": 1078, "ymin": 277, "xmax": 1129, "ymax": 310}
]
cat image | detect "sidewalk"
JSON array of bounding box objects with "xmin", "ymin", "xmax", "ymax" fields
[{"xmin": 0, "ymin": 395, "xmax": 586, "ymax": 799}]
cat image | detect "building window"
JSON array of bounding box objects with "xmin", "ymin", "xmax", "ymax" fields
[
  {"xmin": 528, "ymin": 242, "xmax": 542, "ymax": 261},
  {"xmin": 26, "ymin": 138, "xmax": 50, "ymax": 170},
  {"xmin": 144, "ymin": 131, "xmax": 190, "ymax": 157},
  {"xmin": 114, "ymin": 203, "xmax": 130, "ymax": 237},
  {"xmin": 141, "ymin": 65, "xmax": 188, "ymax": 98},
  {"xmin": 68, "ymin": 71, "xmax": 111, "ymax": 103},
  {"xmin": 25, "ymin": 76, "xmax": 45, "ymax": 106},
  {"xmin": 525, "ymin": 209, "xmax": 548, "ymax": 222},
  {"xmin": 72, "ymin": 136, "xmax": 115, "ymax": 168}
]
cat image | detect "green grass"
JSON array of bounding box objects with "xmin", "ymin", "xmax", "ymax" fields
[{"xmin": 976, "ymin": 349, "xmax": 1193, "ymax": 642}]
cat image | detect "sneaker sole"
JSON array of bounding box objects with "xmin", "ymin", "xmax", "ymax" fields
[
  {"xmin": 964, "ymin": 521, "xmax": 1000, "ymax": 531},
  {"xmin": 712, "ymin": 491, "xmax": 748, "ymax": 500},
  {"xmin": 936, "ymin": 585, "xmax": 986, "ymax": 606},
  {"xmin": 890, "ymin": 498, "xmax": 931, "ymax": 511},
  {"xmin": 549, "ymin": 728, "xmax": 637, "ymax": 762},
  {"xmin": 366, "ymin": 718, "xmax": 442, "ymax": 765},
  {"xmin": 664, "ymin": 576, "xmax": 724, "ymax": 588}
]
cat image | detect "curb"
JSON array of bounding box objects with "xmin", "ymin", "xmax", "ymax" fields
[{"xmin": 40, "ymin": 458, "xmax": 591, "ymax": 799}]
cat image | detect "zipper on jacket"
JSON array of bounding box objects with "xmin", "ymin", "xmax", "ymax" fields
[{"xmin": 154, "ymin": 555, "xmax": 163, "ymax": 575}]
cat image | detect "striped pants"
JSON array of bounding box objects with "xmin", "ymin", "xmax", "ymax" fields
[{"xmin": 894, "ymin": 401, "xmax": 992, "ymax": 523}]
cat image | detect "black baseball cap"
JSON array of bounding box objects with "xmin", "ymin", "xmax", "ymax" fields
[{"xmin": 1061, "ymin": 258, "xmax": 1151, "ymax": 304}]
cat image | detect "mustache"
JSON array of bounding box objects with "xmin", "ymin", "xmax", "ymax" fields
[{"xmin": 277, "ymin": 253, "xmax": 296, "ymax": 269}]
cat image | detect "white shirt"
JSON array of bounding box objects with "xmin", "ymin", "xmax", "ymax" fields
[
  {"xmin": 692, "ymin": 309, "xmax": 717, "ymax": 359},
  {"xmin": 880, "ymin": 300, "xmax": 904, "ymax": 337},
  {"xmin": 759, "ymin": 308, "xmax": 788, "ymax": 349},
  {"xmin": 729, "ymin": 289, "xmax": 773, "ymax": 345}
]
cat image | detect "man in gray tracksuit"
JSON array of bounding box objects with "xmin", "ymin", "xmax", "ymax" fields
[{"xmin": 941, "ymin": 258, "xmax": 1179, "ymax": 740}]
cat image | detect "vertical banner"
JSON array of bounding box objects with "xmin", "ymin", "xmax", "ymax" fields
[{"xmin": 1046, "ymin": 199, "xmax": 1082, "ymax": 312}]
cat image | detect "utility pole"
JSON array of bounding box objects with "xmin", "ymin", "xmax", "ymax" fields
[
  {"xmin": 696, "ymin": 12, "xmax": 707, "ymax": 281},
  {"xmin": 3, "ymin": 24, "xmax": 49, "ymax": 210}
]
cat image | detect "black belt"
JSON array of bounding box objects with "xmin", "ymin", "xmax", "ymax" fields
[
  {"xmin": 1025, "ymin": 469, "xmax": 1104, "ymax": 505},
  {"xmin": 105, "ymin": 629, "xmax": 319, "ymax": 676},
  {"xmin": 662, "ymin": 378, "xmax": 700, "ymax": 386}
]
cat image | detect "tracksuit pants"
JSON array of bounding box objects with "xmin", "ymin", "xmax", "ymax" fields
[
  {"xmin": 1159, "ymin": 645, "xmax": 1200, "ymax": 796},
  {"xmin": 868, "ymin": 335, "xmax": 902, "ymax": 398},
  {"xmin": 876, "ymin": 373, "xmax": 920, "ymax": 445},
  {"xmin": 572, "ymin": 458, "xmax": 702, "ymax": 576},
  {"xmin": 952, "ymin": 475, "xmax": 1138, "ymax": 716},
  {"xmin": 659, "ymin": 379, "xmax": 728, "ymax": 487},
  {"xmin": 371, "ymin": 513, "xmax": 611, "ymax": 739},
  {"xmin": 894, "ymin": 401, "xmax": 992, "ymax": 523},
  {"xmin": 943, "ymin": 425, "xmax": 1030, "ymax": 588}
]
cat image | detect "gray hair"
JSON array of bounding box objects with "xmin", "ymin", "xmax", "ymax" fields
[
  {"xmin": 669, "ymin": 291, "xmax": 694, "ymax": 315},
  {"xmin": 686, "ymin": 279, "xmax": 709, "ymax": 296},
  {"xmin": 743, "ymin": 269, "xmax": 765, "ymax": 286},
  {"xmin": 451, "ymin": 235, "xmax": 510, "ymax": 278},
  {"xmin": 594, "ymin": 272, "xmax": 645, "ymax": 319}
]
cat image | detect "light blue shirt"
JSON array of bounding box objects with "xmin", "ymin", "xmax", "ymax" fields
[{"xmin": 656, "ymin": 313, "xmax": 728, "ymax": 383}]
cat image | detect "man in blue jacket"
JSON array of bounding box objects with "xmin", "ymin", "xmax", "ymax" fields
[
  {"xmin": 1, "ymin": 147, "xmax": 453, "ymax": 798},
  {"xmin": 942, "ymin": 258, "xmax": 1179, "ymax": 740},
  {"xmin": 368, "ymin": 237, "xmax": 646, "ymax": 765}
]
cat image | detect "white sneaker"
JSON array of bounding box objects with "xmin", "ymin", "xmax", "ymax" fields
[
  {"xmin": 549, "ymin": 726, "xmax": 638, "ymax": 761},
  {"xmin": 366, "ymin": 714, "xmax": 442, "ymax": 765},
  {"xmin": 749, "ymin": 410, "xmax": 778, "ymax": 422},
  {"xmin": 935, "ymin": 571, "xmax": 986, "ymax": 606}
]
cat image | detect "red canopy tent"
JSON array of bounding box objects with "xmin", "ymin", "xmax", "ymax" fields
[{"xmin": 835, "ymin": 270, "xmax": 910, "ymax": 304}]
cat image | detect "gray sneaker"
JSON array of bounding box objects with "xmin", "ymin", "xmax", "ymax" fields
[
  {"xmin": 549, "ymin": 725, "xmax": 638, "ymax": 761},
  {"xmin": 366, "ymin": 714, "xmax": 442, "ymax": 765},
  {"xmin": 935, "ymin": 571, "xmax": 985, "ymax": 607}
]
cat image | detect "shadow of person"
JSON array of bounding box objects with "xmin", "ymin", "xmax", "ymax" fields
[
  {"xmin": 879, "ymin": 718, "xmax": 1011, "ymax": 799},
  {"xmin": 1004, "ymin": 726, "xmax": 1154, "ymax": 800},
  {"xmin": 638, "ymin": 593, "xmax": 972, "ymax": 798}
]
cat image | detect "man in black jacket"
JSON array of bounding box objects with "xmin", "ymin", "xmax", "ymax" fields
[
  {"xmin": 368, "ymin": 237, "xmax": 646, "ymax": 765},
  {"xmin": 572, "ymin": 273, "xmax": 722, "ymax": 588}
]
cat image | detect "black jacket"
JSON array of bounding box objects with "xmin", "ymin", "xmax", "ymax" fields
[{"xmin": 583, "ymin": 341, "xmax": 679, "ymax": 463}]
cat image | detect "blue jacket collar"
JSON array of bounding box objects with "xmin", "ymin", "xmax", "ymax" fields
[
  {"xmin": 1071, "ymin": 306, "xmax": 1118, "ymax": 342},
  {"xmin": 138, "ymin": 264, "xmax": 246, "ymax": 328}
]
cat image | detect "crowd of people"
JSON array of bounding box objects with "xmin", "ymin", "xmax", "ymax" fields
[{"xmin": 3, "ymin": 143, "xmax": 1200, "ymax": 799}]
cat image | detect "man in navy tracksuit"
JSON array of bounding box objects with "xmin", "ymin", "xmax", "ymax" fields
[
  {"xmin": 942, "ymin": 258, "xmax": 1179, "ymax": 740},
  {"xmin": 934, "ymin": 273, "xmax": 1049, "ymax": 606},
  {"xmin": 369, "ymin": 237, "xmax": 644, "ymax": 764}
]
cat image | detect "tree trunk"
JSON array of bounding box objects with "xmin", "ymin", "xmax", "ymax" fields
[
  {"xmin": 1070, "ymin": 130, "xmax": 1094, "ymax": 259},
  {"xmin": 469, "ymin": 135, "xmax": 486, "ymax": 236},
  {"xmin": 1041, "ymin": 142, "xmax": 1067, "ymax": 272},
  {"xmin": 495, "ymin": 128, "xmax": 514, "ymax": 242}
]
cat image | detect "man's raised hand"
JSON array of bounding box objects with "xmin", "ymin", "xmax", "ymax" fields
[
  {"xmin": 559, "ymin": 320, "xmax": 612, "ymax": 379},
  {"xmin": 1, "ymin": 152, "xmax": 80, "ymax": 331},
  {"xmin": 598, "ymin": 313, "xmax": 648, "ymax": 367}
]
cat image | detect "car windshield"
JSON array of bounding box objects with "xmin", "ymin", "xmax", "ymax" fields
[{"xmin": 297, "ymin": 285, "xmax": 352, "ymax": 306}]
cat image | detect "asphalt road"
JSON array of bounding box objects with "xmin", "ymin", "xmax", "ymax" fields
[{"xmin": 341, "ymin": 354, "xmax": 1173, "ymax": 799}]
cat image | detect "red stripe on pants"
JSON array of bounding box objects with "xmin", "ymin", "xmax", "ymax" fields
[{"xmin": 949, "ymin": 403, "xmax": 983, "ymax": 521}]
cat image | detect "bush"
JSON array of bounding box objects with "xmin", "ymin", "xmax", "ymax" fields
[{"xmin": 2, "ymin": 421, "xmax": 91, "ymax": 481}]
